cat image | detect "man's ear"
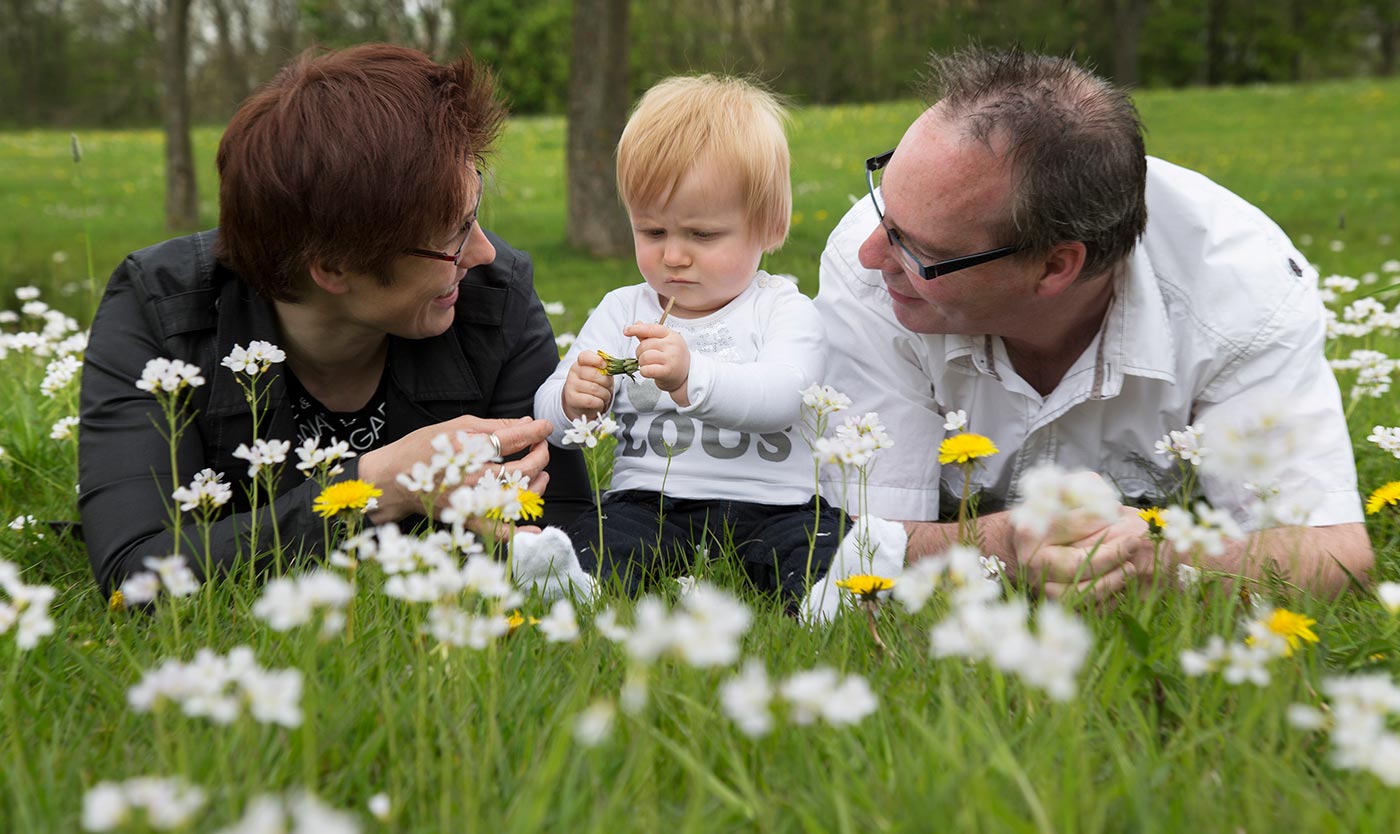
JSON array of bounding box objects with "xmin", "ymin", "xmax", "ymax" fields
[
  {"xmin": 307, "ymin": 260, "xmax": 351, "ymax": 295},
  {"xmin": 1035, "ymin": 241, "xmax": 1088, "ymax": 297}
]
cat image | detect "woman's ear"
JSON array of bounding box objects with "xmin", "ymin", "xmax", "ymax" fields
[{"xmin": 308, "ymin": 261, "xmax": 351, "ymax": 295}]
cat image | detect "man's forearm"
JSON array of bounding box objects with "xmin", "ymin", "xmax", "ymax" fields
[
  {"xmin": 1202, "ymin": 522, "xmax": 1373, "ymax": 597},
  {"xmin": 902, "ymin": 510, "xmax": 1020, "ymax": 572}
]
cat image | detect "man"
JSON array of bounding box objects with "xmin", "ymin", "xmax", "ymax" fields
[{"xmin": 815, "ymin": 47, "xmax": 1373, "ymax": 596}]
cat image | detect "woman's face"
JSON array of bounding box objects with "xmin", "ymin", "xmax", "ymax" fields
[{"xmin": 332, "ymin": 177, "xmax": 496, "ymax": 341}]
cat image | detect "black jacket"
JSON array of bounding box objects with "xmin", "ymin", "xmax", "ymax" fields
[{"xmin": 78, "ymin": 229, "xmax": 591, "ymax": 593}]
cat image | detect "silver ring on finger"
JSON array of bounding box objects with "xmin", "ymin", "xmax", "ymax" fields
[{"xmin": 487, "ymin": 432, "xmax": 503, "ymax": 460}]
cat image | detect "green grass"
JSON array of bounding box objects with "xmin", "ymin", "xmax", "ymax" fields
[{"xmin": 1, "ymin": 77, "xmax": 1399, "ymax": 832}]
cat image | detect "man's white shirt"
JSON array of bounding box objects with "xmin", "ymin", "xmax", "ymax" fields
[
  {"xmin": 536, "ymin": 273, "xmax": 827, "ymax": 505},
  {"xmin": 815, "ymin": 156, "xmax": 1364, "ymax": 530}
]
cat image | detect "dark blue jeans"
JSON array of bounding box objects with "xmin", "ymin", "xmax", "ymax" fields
[{"xmin": 564, "ymin": 489, "xmax": 849, "ymax": 606}]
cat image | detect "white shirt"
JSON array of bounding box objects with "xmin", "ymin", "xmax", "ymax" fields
[
  {"xmin": 536, "ymin": 273, "xmax": 827, "ymax": 505},
  {"xmin": 815, "ymin": 156, "xmax": 1363, "ymax": 529}
]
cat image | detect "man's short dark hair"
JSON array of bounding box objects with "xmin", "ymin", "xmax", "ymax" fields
[
  {"xmin": 919, "ymin": 47, "xmax": 1148, "ymax": 281},
  {"xmin": 216, "ymin": 44, "xmax": 505, "ymax": 301}
]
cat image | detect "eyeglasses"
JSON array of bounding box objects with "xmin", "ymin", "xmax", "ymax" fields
[
  {"xmin": 865, "ymin": 150, "xmax": 1025, "ymax": 280},
  {"xmin": 403, "ymin": 170, "xmax": 485, "ymax": 265}
]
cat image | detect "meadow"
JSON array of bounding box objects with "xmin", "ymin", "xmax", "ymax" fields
[{"xmin": 0, "ymin": 77, "xmax": 1398, "ymax": 832}]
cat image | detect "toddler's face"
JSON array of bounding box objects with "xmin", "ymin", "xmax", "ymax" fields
[{"xmin": 627, "ymin": 161, "xmax": 768, "ymax": 319}]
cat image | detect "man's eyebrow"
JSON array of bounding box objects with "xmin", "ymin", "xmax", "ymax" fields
[{"xmin": 887, "ymin": 218, "xmax": 954, "ymax": 260}]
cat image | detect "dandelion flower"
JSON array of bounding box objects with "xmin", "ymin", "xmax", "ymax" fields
[
  {"xmin": 108, "ymin": 590, "xmax": 125, "ymax": 612},
  {"xmin": 835, "ymin": 574, "xmax": 895, "ymax": 601},
  {"xmin": 1366, "ymin": 481, "xmax": 1400, "ymax": 515},
  {"xmin": 313, "ymin": 480, "xmax": 383, "ymax": 518},
  {"xmin": 1263, "ymin": 608, "xmax": 1320, "ymax": 655},
  {"xmin": 595, "ymin": 350, "xmax": 639, "ymax": 380},
  {"xmin": 1138, "ymin": 507, "xmax": 1166, "ymax": 530},
  {"xmin": 937, "ymin": 433, "xmax": 998, "ymax": 465}
]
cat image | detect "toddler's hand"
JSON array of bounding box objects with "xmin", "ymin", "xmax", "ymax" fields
[
  {"xmin": 562, "ymin": 350, "xmax": 615, "ymax": 421},
  {"xmin": 624, "ymin": 322, "xmax": 691, "ymax": 406}
]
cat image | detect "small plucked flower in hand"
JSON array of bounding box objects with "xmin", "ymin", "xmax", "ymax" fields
[
  {"xmin": 937, "ymin": 433, "xmax": 998, "ymax": 465},
  {"xmin": 595, "ymin": 349, "xmax": 640, "ymax": 380},
  {"xmin": 313, "ymin": 480, "xmax": 383, "ymax": 518},
  {"xmin": 1366, "ymin": 481, "xmax": 1400, "ymax": 515}
]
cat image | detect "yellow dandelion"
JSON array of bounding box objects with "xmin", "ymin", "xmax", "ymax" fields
[
  {"xmin": 1366, "ymin": 481, "xmax": 1400, "ymax": 515},
  {"xmin": 507, "ymin": 610, "xmax": 525, "ymax": 635},
  {"xmin": 313, "ymin": 479, "xmax": 383, "ymax": 518},
  {"xmin": 596, "ymin": 350, "xmax": 640, "ymax": 380},
  {"xmin": 486, "ymin": 488, "xmax": 545, "ymax": 522},
  {"xmin": 1138, "ymin": 507, "xmax": 1166, "ymax": 529},
  {"xmin": 518, "ymin": 489, "xmax": 544, "ymax": 521},
  {"xmin": 938, "ymin": 433, "xmax": 999, "ymax": 465},
  {"xmin": 835, "ymin": 574, "xmax": 895, "ymax": 600},
  {"xmin": 108, "ymin": 589, "xmax": 125, "ymax": 612},
  {"xmin": 1266, "ymin": 608, "xmax": 1319, "ymax": 655}
]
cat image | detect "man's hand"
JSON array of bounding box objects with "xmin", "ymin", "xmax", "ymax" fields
[
  {"xmin": 1014, "ymin": 504, "xmax": 1156, "ymax": 598},
  {"xmin": 625, "ymin": 322, "xmax": 691, "ymax": 406},
  {"xmin": 562, "ymin": 350, "xmax": 615, "ymax": 421}
]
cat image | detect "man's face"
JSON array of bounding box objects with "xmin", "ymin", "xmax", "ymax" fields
[{"xmin": 857, "ymin": 107, "xmax": 1038, "ymax": 335}]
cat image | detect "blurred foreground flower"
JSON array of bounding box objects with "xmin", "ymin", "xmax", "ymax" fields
[
  {"xmin": 1366, "ymin": 481, "xmax": 1400, "ymax": 515},
  {"xmin": 214, "ymin": 791, "xmax": 361, "ymax": 834},
  {"xmin": 0, "ymin": 559, "xmax": 57, "ymax": 650},
  {"xmin": 82, "ymin": 777, "xmax": 206, "ymax": 832}
]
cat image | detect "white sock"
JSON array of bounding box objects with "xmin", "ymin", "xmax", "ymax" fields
[
  {"xmin": 511, "ymin": 527, "xmax": 599, "ymax": 605},
  {"xmin": 800, "ymin": 516, "xmax": 907, "ymax": 626}
]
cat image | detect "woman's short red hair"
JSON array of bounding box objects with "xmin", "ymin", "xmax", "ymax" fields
[{"xmin": 215, "ymin": 43, "xmax": 505, "ymax": 301}]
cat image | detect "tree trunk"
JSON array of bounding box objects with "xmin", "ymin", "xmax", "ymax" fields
[
  {"xmin": 1204, "ymin": 0, "xmax": 1228, "ymax": 85},
  {"xmin": 566, "ymin": 0, "xmax": 632, "ymax": 256},
  {"xmin": 210, "ymin": 0, "xmax": 250, "ymax": 110},
  {"xmin": 162, "ymin": 0, "xmax": 199, "ymax": 230},
  {"xmin": 1111, "ymin": 0, "xmax": 1148, "ymax": 87},
  {"xmin": 1380, "ymin": 1, "xmax": 1398, "ymax": 76}
]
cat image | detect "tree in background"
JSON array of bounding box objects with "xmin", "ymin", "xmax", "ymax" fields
[
  {"xmin": 566, "ymin": 0, "xmax": 631, "ymax": 256},
  {"xmin": 161, "ymin": 0, "xmax": 198, "ymax": 230}
]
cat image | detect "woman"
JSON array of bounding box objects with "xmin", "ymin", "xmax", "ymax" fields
[{"xmin": 78, "ymin": 44, "xmax": 590, "ymax": 593}]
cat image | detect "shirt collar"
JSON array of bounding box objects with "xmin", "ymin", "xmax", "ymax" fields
[{"xmin": 924, "ymin": 244, "xmax": 1177, "ymax": 397}]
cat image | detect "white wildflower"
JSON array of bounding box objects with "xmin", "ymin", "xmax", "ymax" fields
[
  {"xmin": 799, "ymin": 384, "xmax": 852, "ymax": 417},
  {"xmin": 220, "ymin": 340, "xmax": 286, "ymax": 376},
  {"xmin": 135, "ymin": 357, "xmax": 206, "ymax": 394},
  {"xmin": 574, "ymin": 701, "xmax": 616, "ymax": 747},
  {"xmin": 1010, "ymin": 464, "xmax": 1121, "ymax": 539},
  {"xmin": 142, "ymin": 555, "xmax": 201, "ymax": 598},
  {"xmin": 1378, "ymin": 582, "xmax": 1400, "ymax": 615},
  {"xmin": 40, "ymin": 354, "xmax": 82, "ymax": 397},
  {"xmin": 719, "ymin": 661, "xmax": 774, "ymax": 737},
  {"xmin": 942, "ymin": 409, "xmax": 968, "ymax": 432},
  {"xmin": 538, "ymin": 598, "xmax": 580, "ymax": 643},
  {"xmin": 50, "ymin": 415, "xmax": 80, "ymax": 440},
  {"xmin": 232, "ymin": 438, "xmax": 291, "ymax": 478},
  {"xmin": 171, "ymin": 468, "xmax": 232, "ymax": 513}
]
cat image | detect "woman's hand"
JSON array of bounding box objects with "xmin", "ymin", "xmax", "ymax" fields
[{"xmin": 358, "ymin": 415, "xmax": 553, "ymax": 523}]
